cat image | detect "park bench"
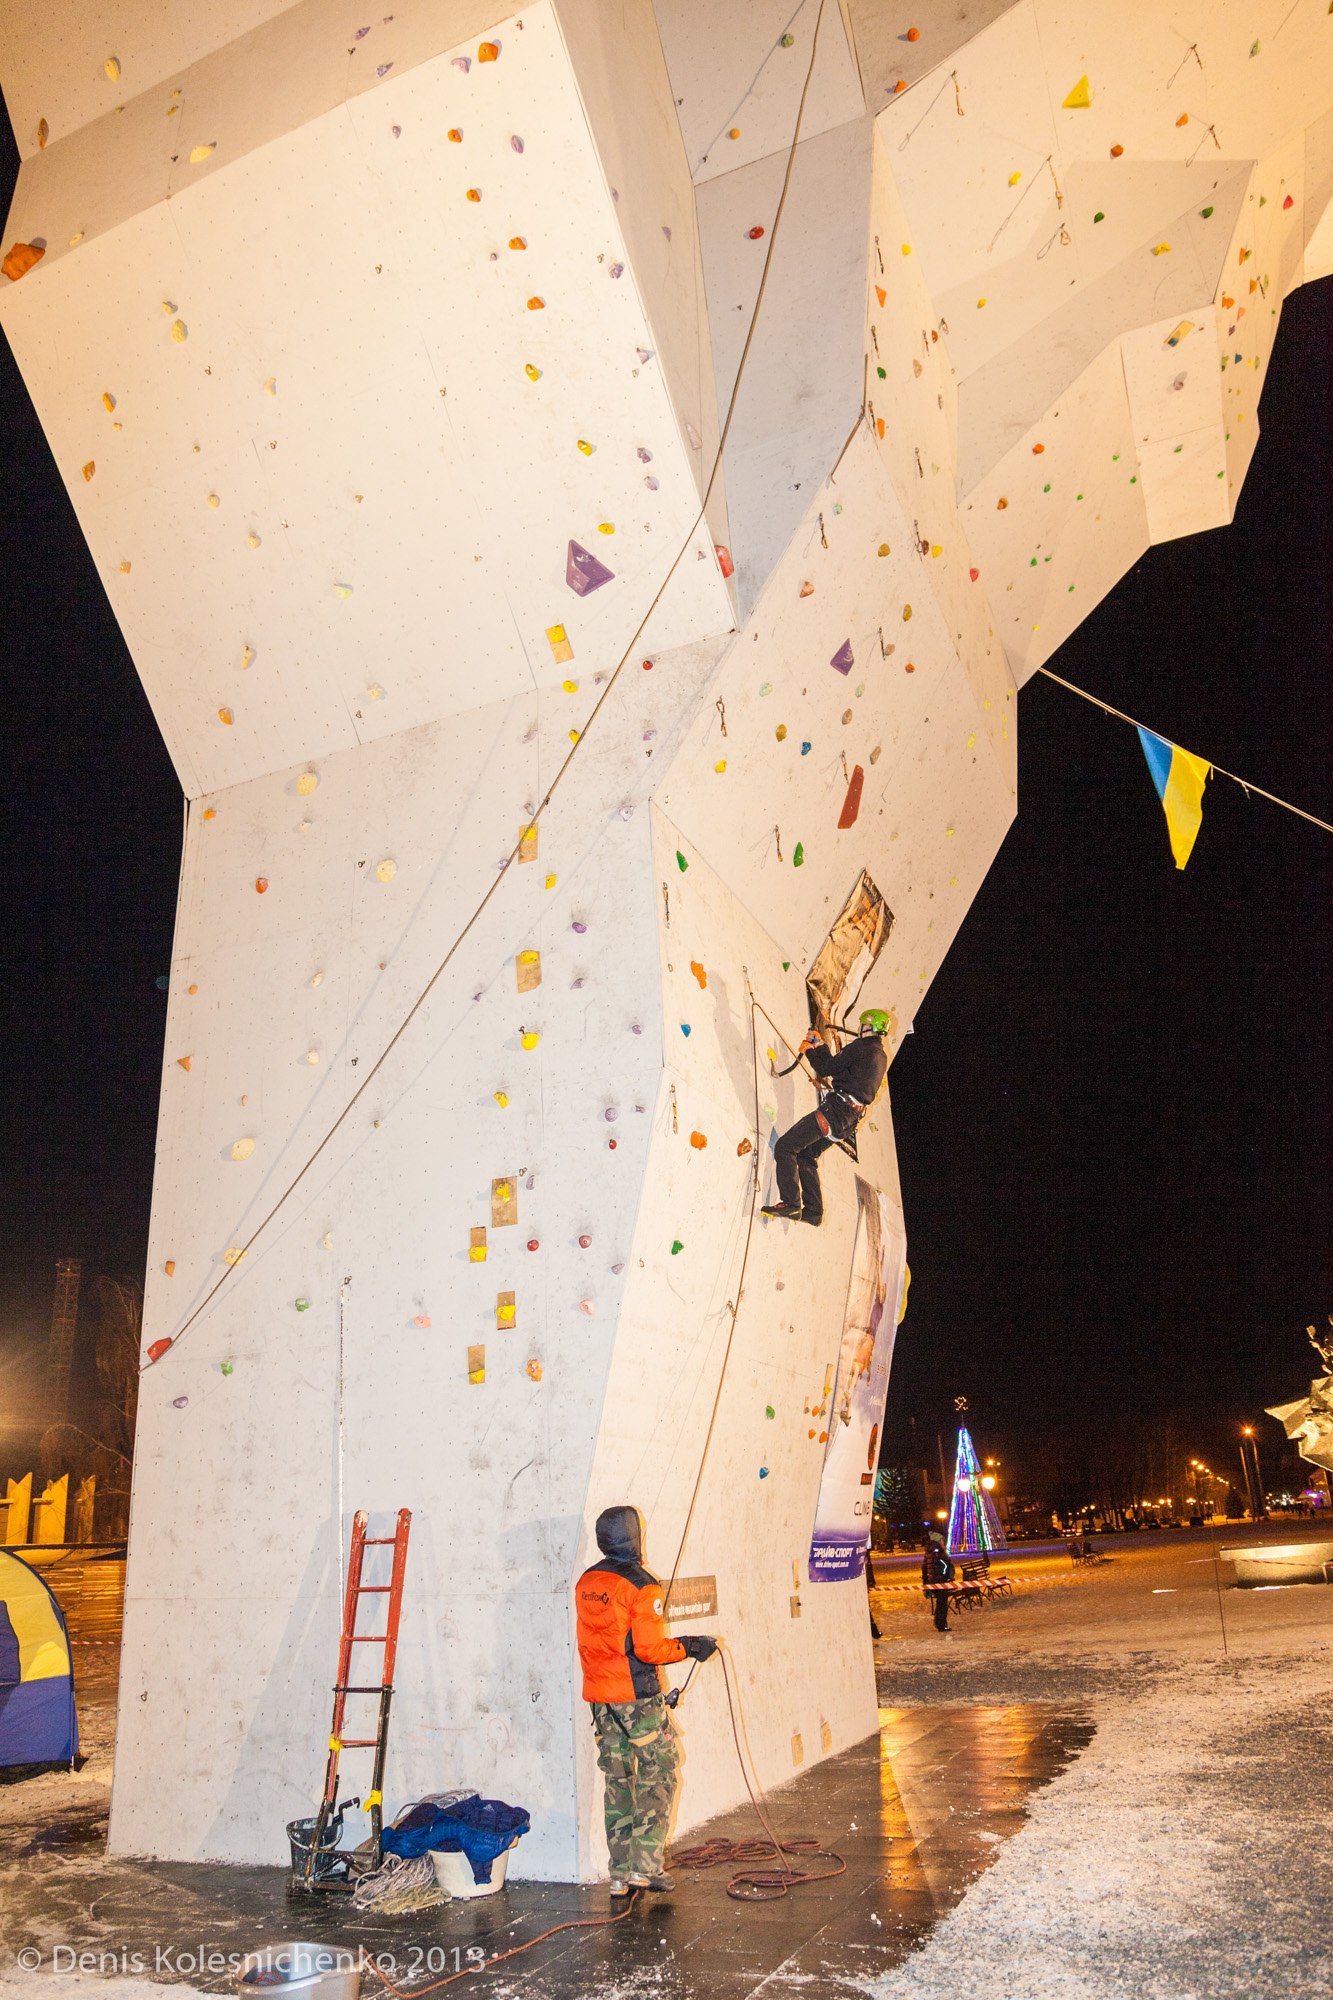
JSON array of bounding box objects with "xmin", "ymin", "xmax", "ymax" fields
[{"xmin": 952, "ymin": 1560, "xmax": 1015, "ymax": 1607}]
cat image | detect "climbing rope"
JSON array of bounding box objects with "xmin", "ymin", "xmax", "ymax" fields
[
  {"xmin": 149, "ymin": 0, "xmax": 832, "ymax": 1371},
  {"xmin": 363, "ymin": 1891, "xmax": 642, "ymax": 1997}
]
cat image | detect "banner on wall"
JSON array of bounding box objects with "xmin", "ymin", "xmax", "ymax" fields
[{"xmin": 808, "ymin": 1177, "xmax": 908, "ymax": 1582}]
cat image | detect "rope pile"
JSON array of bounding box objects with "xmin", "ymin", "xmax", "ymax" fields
[{"xmin": 352, "ymin": 1853, "xmax": 449, "ymax": 1915}]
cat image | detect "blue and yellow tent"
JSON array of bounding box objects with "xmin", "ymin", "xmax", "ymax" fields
[{"xmin": 0, "ymin": 1549, "xmax": 79, "ymax": 1768}]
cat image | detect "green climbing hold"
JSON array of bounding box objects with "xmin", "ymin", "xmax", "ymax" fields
[
  {"xmin": 676, "ymin": 851, "xmax": 688, "ymax": 871},
  {"xmin": 877, "ymin": 366, "xmax": 886, "ymax": 378},
  {"xmin": 1093, "ymin": 211, "xmax": 1104, "ymax": 223},
  {"xmin": 1201, "ymin": 205, "xmax": 1214, "ymax": 218},
  {"xmin": 782, "ymin": 961, "xmax": 790, "ymax": 971},
  {"xmin": 670, "ymin": 1240, "xmax": 683, "ymax": 1255},
  {"xmin": 780, "ymin": 31, "xmax": 795, "ymax": 45},
  {"xmin": 295, "ymin": 1297, "xmax": 311, "ymax": 1311},
  {"xmin": 220, "ymin": 1360, "xmax": 235, "ymax": 1376},
  {"xmin": 792, "ymin": 842, "xmax": 804, "ymax": 867},
  {"xmin": 1043, "ymin": 483, "xmax": 1050, "ymax": 492},
  {"xmin": 765, "ymin": 1404, "xmax": 775, "ymax": 1420}
]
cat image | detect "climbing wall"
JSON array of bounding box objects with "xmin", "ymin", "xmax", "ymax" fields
[{"xmin": 1, "ymin": 0, "xmax": 1329, "ymax": 1879}]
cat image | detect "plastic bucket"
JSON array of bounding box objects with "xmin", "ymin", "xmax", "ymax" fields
[
  {"xmin": 430, "ymin": 1846, "xmax": 510, "ymax": 1900},
  {"xmin": 238, "ymin": 1943, "xmax": 360, "ymax": 2000}
]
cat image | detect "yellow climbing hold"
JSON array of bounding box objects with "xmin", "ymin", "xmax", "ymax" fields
[
  {"xmin": 207, "ymin": 493, "xmax": 220, "ymax": 508},
  {"xmin": 102, "ymin": 392, "xmax": 116, "ymax": 413},
  {"xmin": 104, "ymin": 56, "xmax": 121, "ymax": 81},
  {"xmin": 170, "ymin": 320, "xmax": 187, "ymax": 342},
  {"xmin": 576, "ymin": 439, "xmax": 593, "ymax": 455},
  {"xmin": 597, "ymin": 522, "xmax": 614, "ymax": 535},
  {"xmin": 296, "ymin": 771, "xmax": 319, "ymax": 795},
  {"xmin": 714, "ymin": 759, "xmax": 727, "ymax": 773},
  {"xmin": 189, "ymin": 143, "xmax": 216, "ymax": 163},
  {"xmin": 375, "ymin": 858, "xmax": 397, "ymax": 883},
  {"xmin": 1062, "ymin": 75, "xmax": 1092, "ymax": 109},
  {"xmin": 561, "ymin": 678, "xmax": 578, "ymax": 693},
  {"xmin": 247, "ymin": 531, "xmax": 261, "ymax": 548},
  {"xmin": 494, "ymin": 1091, "xmax": 509, "ymax": 1108},
  {"xmin": 525, "ymin": 363, "xmax": 541, "ymax": 381},
  {"xmin": 230, "ymin": 1137, "xmax": 256, "ymax": 1161},
  {"xmin": 1151, "ymin": 242, "xmax": 1172, "ymax": 255},
  {"xmin": 223, "ymin": 1246, "xmax": 247, "ymax": 1266},
  {"xmin": 264, "ymin": 377, "xmax": 277, "ymax": 395},
  {"xmin": 218, "ymin": 707, "xmax": 234, "ymax": 726},
  {"xmin": 521, "ymin": 1030, "xmax": 540, "ymax": 1051},
  {"xmin": 901, "ymin": 243, "xmax": 912, "ymax": 255}
]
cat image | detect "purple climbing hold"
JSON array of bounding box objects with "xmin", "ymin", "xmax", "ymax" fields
[
  {"xmin": 571, "ymin": 919, "xmax": 587, "ymax": 934},
  {"xmin": 376, "ymin": 61, "xmax": 393, "ymax": 75},
  {"xmin": 173, "ymin": 1396, "xmax": 189, "ymax": 1409},
  {"xmin": 451, "ymin": 55, "xmax": 470, "ymax": 71},
  {"xmin": 566, "ymin": 540, "xmax": 614, "ymax": 596},
  {"xmin": 830, "ymin": 639, "xmax": 854, "ymax": 675},
  {"xmin": 637, "ymin": 447, "xmax": 653, "ymax": 463},
  {"xmin": 609, "ymin": 262, "xmax": 624, "ymax": 279},
  {"xmin": 604, "ymin": 1107, "xmax": 619, "ymax": 1122},
  {"xmin": 355, "ymin": 24, "xmax": 371, "ymax": 37},
  {"xmin": 511, "ymin": 134, "xmax": 525, "ymax": 153}
]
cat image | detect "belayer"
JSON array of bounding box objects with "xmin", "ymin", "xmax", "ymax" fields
[
  {"xmin": 574, "ymin": 1505, "xmax": 719, "ymax": 1899},
  {"xmin": 762, "ymin": 1008, "xmax": 890, "ymax": 1227}
]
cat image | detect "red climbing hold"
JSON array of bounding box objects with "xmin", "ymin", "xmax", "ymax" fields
[
  {"xmin": 969, "ymin": 566, "xmax": 980, "ymax": 581},
  {"xmin": 146, "ymin": 1337, "xmax": 174, "ymax": 1364},
  {"xmin": 837, "ymin": 764, "xmax": 865, "ymax": 830},
  {"xmin": 747, "ymin": 225, "xmax": 765, "ymax": 240}
]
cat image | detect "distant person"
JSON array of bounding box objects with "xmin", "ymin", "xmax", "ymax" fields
[{"xmin": 922, "ymin": 1529, "xmax": 955, "ymax": 1633}]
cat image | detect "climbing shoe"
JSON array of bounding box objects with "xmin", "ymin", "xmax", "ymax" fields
[
  {"xmin": 761, "ymin": 1202, "xmax": 802, "ymax": 1221},
  {"xmin": 628, "ymin": 1873, "xmax": 674, "ymax": 1893},
  {"xmin": 797, "ymin": 1211, "xmax": 823, "ymax": 1227},
  {"xmin": 609, "ymin": 1877, "xmax": 631, "ymax": 1897}
]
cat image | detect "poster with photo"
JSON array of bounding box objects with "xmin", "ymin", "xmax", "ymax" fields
[{"xmin": 808, "ymin": 1178, "xmax": 908, "ymax": 1581}]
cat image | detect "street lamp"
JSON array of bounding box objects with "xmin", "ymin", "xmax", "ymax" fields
[{"xmin": 1239, "ymin": 1426, "xmax": 1264, "ymax": 1519}]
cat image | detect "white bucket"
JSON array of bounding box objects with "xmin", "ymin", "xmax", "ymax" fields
[
  {"xmin": 238, "ymin": 1943, "xmax": 360, "ymax": 2000},
  {"xmin": 430, "ymin": 1845, "xmax": 510, "ymax": 1899}
]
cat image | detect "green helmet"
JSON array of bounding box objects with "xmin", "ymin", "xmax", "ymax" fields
[{"xmin": 859, "ymin": 1007, "xmax": 890, "ymax": 1035}]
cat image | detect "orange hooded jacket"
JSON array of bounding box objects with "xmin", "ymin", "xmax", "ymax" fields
[{"xmin": 575, "ymin": 1505, "xmax": 686, "ymax": 1704}]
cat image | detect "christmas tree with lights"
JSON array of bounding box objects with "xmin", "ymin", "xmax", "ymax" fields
[{"xmin": 947, "ymin": 1426, "xmax": 1007, "ymax": 1556}]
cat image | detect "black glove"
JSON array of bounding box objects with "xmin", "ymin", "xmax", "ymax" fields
[{"xmin": 679, "ymin": 1635, "xmax": 718, "ymax": 1662}]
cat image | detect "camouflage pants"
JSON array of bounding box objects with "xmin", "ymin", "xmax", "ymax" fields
[{"xmin": 590, "ymin": 1695, "xmax": 681, "ymax": 1878}]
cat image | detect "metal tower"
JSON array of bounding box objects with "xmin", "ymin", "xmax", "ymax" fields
[{"xmin": 47, "ymin": 1257, "xmax": 82, "ymax": 1421}]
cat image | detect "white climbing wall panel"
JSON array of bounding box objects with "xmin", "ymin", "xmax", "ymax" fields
[{"xmin": 1, "ymin": 0, "xmax": 1329, "ymax": 1879}]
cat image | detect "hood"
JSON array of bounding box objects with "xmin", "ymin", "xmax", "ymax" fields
[{"xmin": 595, "ymin": 1505, "xmax": 643, "ymax": 1563}]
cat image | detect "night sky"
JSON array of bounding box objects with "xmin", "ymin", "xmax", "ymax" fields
[{"xmin": 0, "ymin": 107, "xmax": 1328, "ymax": 1484}]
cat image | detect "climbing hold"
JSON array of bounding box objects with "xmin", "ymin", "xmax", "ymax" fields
[
  {"xmin": 830, "ymin": 639, "xmax": 854, "ymax": 675},
  {"xmin": 715, "ymin": 543, "xmax": 734, "ymax": 577},
  {"xmin": 1283, "ymin": 194, "xmax": 1294, "ymax": 209},
  {"xmin": 765, "ymin": 1405, "xmax": 775, "ymax": 1420},
  {"xmin": 902, "ymin": 603, "xmax": 912, "ymax": 620},
  {"xmin": 170, "ymin": 320, "xmax": 188, "ymax": 342},
  {"xmin": 680, "ymin": 1023, "xmax": 691, "ymax": 1037},
  {"xmin": 2, "ymin": 241, "xmax": 45, "ymax": 282},
  {"xmin": 792, "ymin": 842, "xmax": 804, "ymax": 867},
  {"xmin": 1062, "ymin": 75, "xmax": 1092, "ymax": 108},
  {"xmin": 82, "ymin": 461, "xmax": 95, "ymax": 482},
  {"xmin": 546, "ymin": 624, "xmax": 573, "ymax": 665},
  {"xmin": 247, "ymin": 532, "xmax": 261, "ymax": 548},
  {"xmin": 780, "ymin": 31, "xmax": 795, "ymax": 45},
  {"xmin": 172, "ymin": 1396, "xmax": 189, "ymax": 1410},
  {"xmin": 1200, "ymin": 206, "xmax": 1214, "ymax": 220},
  {"xmin": 576, "ymin": 440, "xmax": 594, "ymax": 458},
  {"xmin": 521, "ymin": 1030, "xmax": 540, "ymax": 1051},
  {"xmin": 478, "ymin": 40, "xmax": 499, "ymax": 59},
  {"xmin": 1032, "ymin": 442, "xmax": 1045, "ymax": 454},
  {"xmin": 254, "ymin": 876, "xmax": 268, "ymax": 894},
  {"xmin": 375, "ymin": 858, "xmax": 397, "ymax": 882},
  {"xmin": 579, "ymin": 1299, "xmax": 595, "ymax": 1316},
  {"xmin": 1151, "ymin": 243, "xmax": 1172, "ymax": 256},
  {"xmin": 527, "ymin": 296, "xmax": 545, "ymax": 310},
  {"xmin": 230, "ymin": 1137, "xmax": 255, "ymax": 1160},
  {"xmin": 414, "ymin": 1315, "xmax": 432, "ymax": 1329},
  {"xmin": 448, "ymin": 127, "xmax": 462, "ymax": 142},
  {"xmin": 676, "ymin": 851, "xmax": 688, "ymax": 871},
  {"xmin": 295, "ymin": 1297, "xmax": 311, "ymax": 1312},
  {"xmin": 579, "ymin": 1233, "xmax": 592, "ymax": 1248},
  {"xmin": 189, "ymin": 142, "xmax": 216, "ymax": 163},
  {"xmin": 838, "ymin": 766, "xmax": 865, "ymax": 831},
  {"xmin": 1110, "ymin": 143, "xmax": 1124, "ymax": 157},
  {"xmin": 738, "ymin": 1138, "xmax": 753, "ymax": 1157},
  {"xmin": 146, "ymin": 1337, "xmax": 173, "ymax": 1363},
  {"xmin": 800, "ymin": 742, "xmax": 811, "ymax": 755},
  {"xmin": 968, "ymin": 566, "xmax": 979, "ymax": 581},
  {"xmin": 670, "ymin": 1241, "xmax": 683, "ymax": 1256},
  {"xmin": 525, "ymin": 363, "xmax": 541, "ymax": 381},
  {"xmin": 510, "ymin": 134, "xmax": 525, "ymax": 153},
  {"xmin": 776, "ymin": 725, "xmax": 787, "ymax": 742},
  {"xmin": 571, "ymin": 920, "xmax": 587, "ymax": 934},
  {"xmin": 494, "ymin": 1090, "xmax": 509, "ymax": 1108},
  {"xmin": 799, "ymin": 580, "xmax": 814, "ymax": 598},
  {"xmin": 526, "ymin": 1358, "xmax": 543, "ymax": 1381},
  {"xmin": 729, "ymin": 127, "xmax": 740, "ymax": 139},
  {"xmin": 1093, "ymin": 211, "xmax": 1104, "ymax": 223},
  {"xmin": 714, "ymin": 760, "xmax": 727, "ymax": 774},
  {"xmin": 104, "ymin": 55, "xmax": 121, "ymax": 80},
  {"xmin": 469, "ymin": 1228, "xmax": 488, "ymax": 1263},
  {"xmin": 37, "ymin": 118, "xmax": 48, "ymax": 148},
  {"xmin": 567, "ymin": 541, "xmax": 614, "ymax": 595},
  {"xmin": 759, "ymin": 1466, "xmax": 770, "ymax": 1479},
  {"xmin": 904, "ymin": 661, "xmax": 915, "ymax": 673},
  {"xmin": 603, "ymin": 1107, "xmax": 618, "ymax": 1123},
  {"xmin": 296, "ymin": 771, "xmax": 318, "ymax": 795},
  {"xmin": 177, "ymin": 1055, "xmax": 192, "ymax": 1071},
  {"xmin": 747, "ymin": 225, "xmax": 765, "ymax": 240},
  {"xmin": 1175, "ymin": 112, "xmax": 1189, "ymax": 126},
  {"xmin": 690, "ymin": 962, "xmax": 707, "ymax": 988},
  {"xmin": 466, "ymin": 187, "xmax": 481, "ymax": 202},
  {"xmin": 468, "ymin": 1344, "xmax": 486, "ymax": 1383},
  {"xmin": 690, "ymin": 1132, "xmax": 707, "ymax": 1150}
]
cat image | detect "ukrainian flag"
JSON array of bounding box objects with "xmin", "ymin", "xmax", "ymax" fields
[{"xmin": 1137, "ymin": 727, "xmax": 1211, "ymax": 870}]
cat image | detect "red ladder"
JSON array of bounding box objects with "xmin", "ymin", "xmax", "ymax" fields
[{"xmin": 305, "ymin": 1508, "xmax": 411, "ymax": 1883}]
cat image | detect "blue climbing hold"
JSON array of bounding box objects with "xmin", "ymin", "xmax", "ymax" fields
[
  {"xmin": 800, "ymin": 742, "xmax": 811, "ymax": 756},
  {"xmin": 680, "ymin": 1023, "xmax": 691, "ymax": 1036}
]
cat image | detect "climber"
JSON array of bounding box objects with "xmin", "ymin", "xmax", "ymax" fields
[
  {"xmin": 762, "ymin": 1008, "xmax": 891, "ymax": 1227},
  {"xmin": 574, "ymin": 1505, "xmax": 719, "ymax": 1899}
]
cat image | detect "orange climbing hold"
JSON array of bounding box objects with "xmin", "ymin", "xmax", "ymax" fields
[
  {"xmin": 164, "ymin": 1261, "xmax": 175, "ymax": 1276},
  {"xmin": 509, "ymin": 236, "xmax": 526, "ymax": 250},
  {"xmin": 255, "ymin": 877, "xmax": 268, "ymax": 893},
  {"xmin": 906, "ymin": 25, "xmax": 920, "ymax": 40},
  {"xmin": 82, "ymin": 462, "xmax": 95, "ymax": 482},
  {"xmin": 466, "ymin": 187, "xmax": 481, "ymax": 202},
  {"xmin": 690, "ymin": 961, "xmax": 707, "ymax": 988},
  {"xmin": 176, "ymin": 1055, "xmax": 192, "ymax": 1071},
  {"xmin": 737, "ymin": 1138, "xmax": 753, "ymax": 1156},
  {"xmin": 689, "ymin": 1131, "xmax": 708, "ymax": 1150},
  {"xmin": 1110, "ymin": 143, "xmax": 1124, "ymax": 157},
  {"xmin": 448, "ymin": 127, "xmax": 462, "ymax": 142},
  {"xmin": 2, "ymin": 241, "xmax": 44, "ymax": 282},
  {"xmin": 1032, "ymin": 442, "xmax": 1045, "ymax": 454},
  {"xmin": 478, "ymin": 40, "xmax": 499, "ymax": 60},
  {"xmin": 893, "ymin": 78, "xmax": 907, "ymax": 93},
  {"xmin": 527, "ymin": 296, "xmax": 545, "ymax": 310},
  {"xmin": 875, "ymin": 285, "xmax": 886, "ymax": 306}
]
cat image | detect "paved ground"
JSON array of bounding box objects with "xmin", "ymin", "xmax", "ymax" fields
[{"xmin": 2, "ymin": 1525, "xmax": 1331, "ymax": 1998}]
